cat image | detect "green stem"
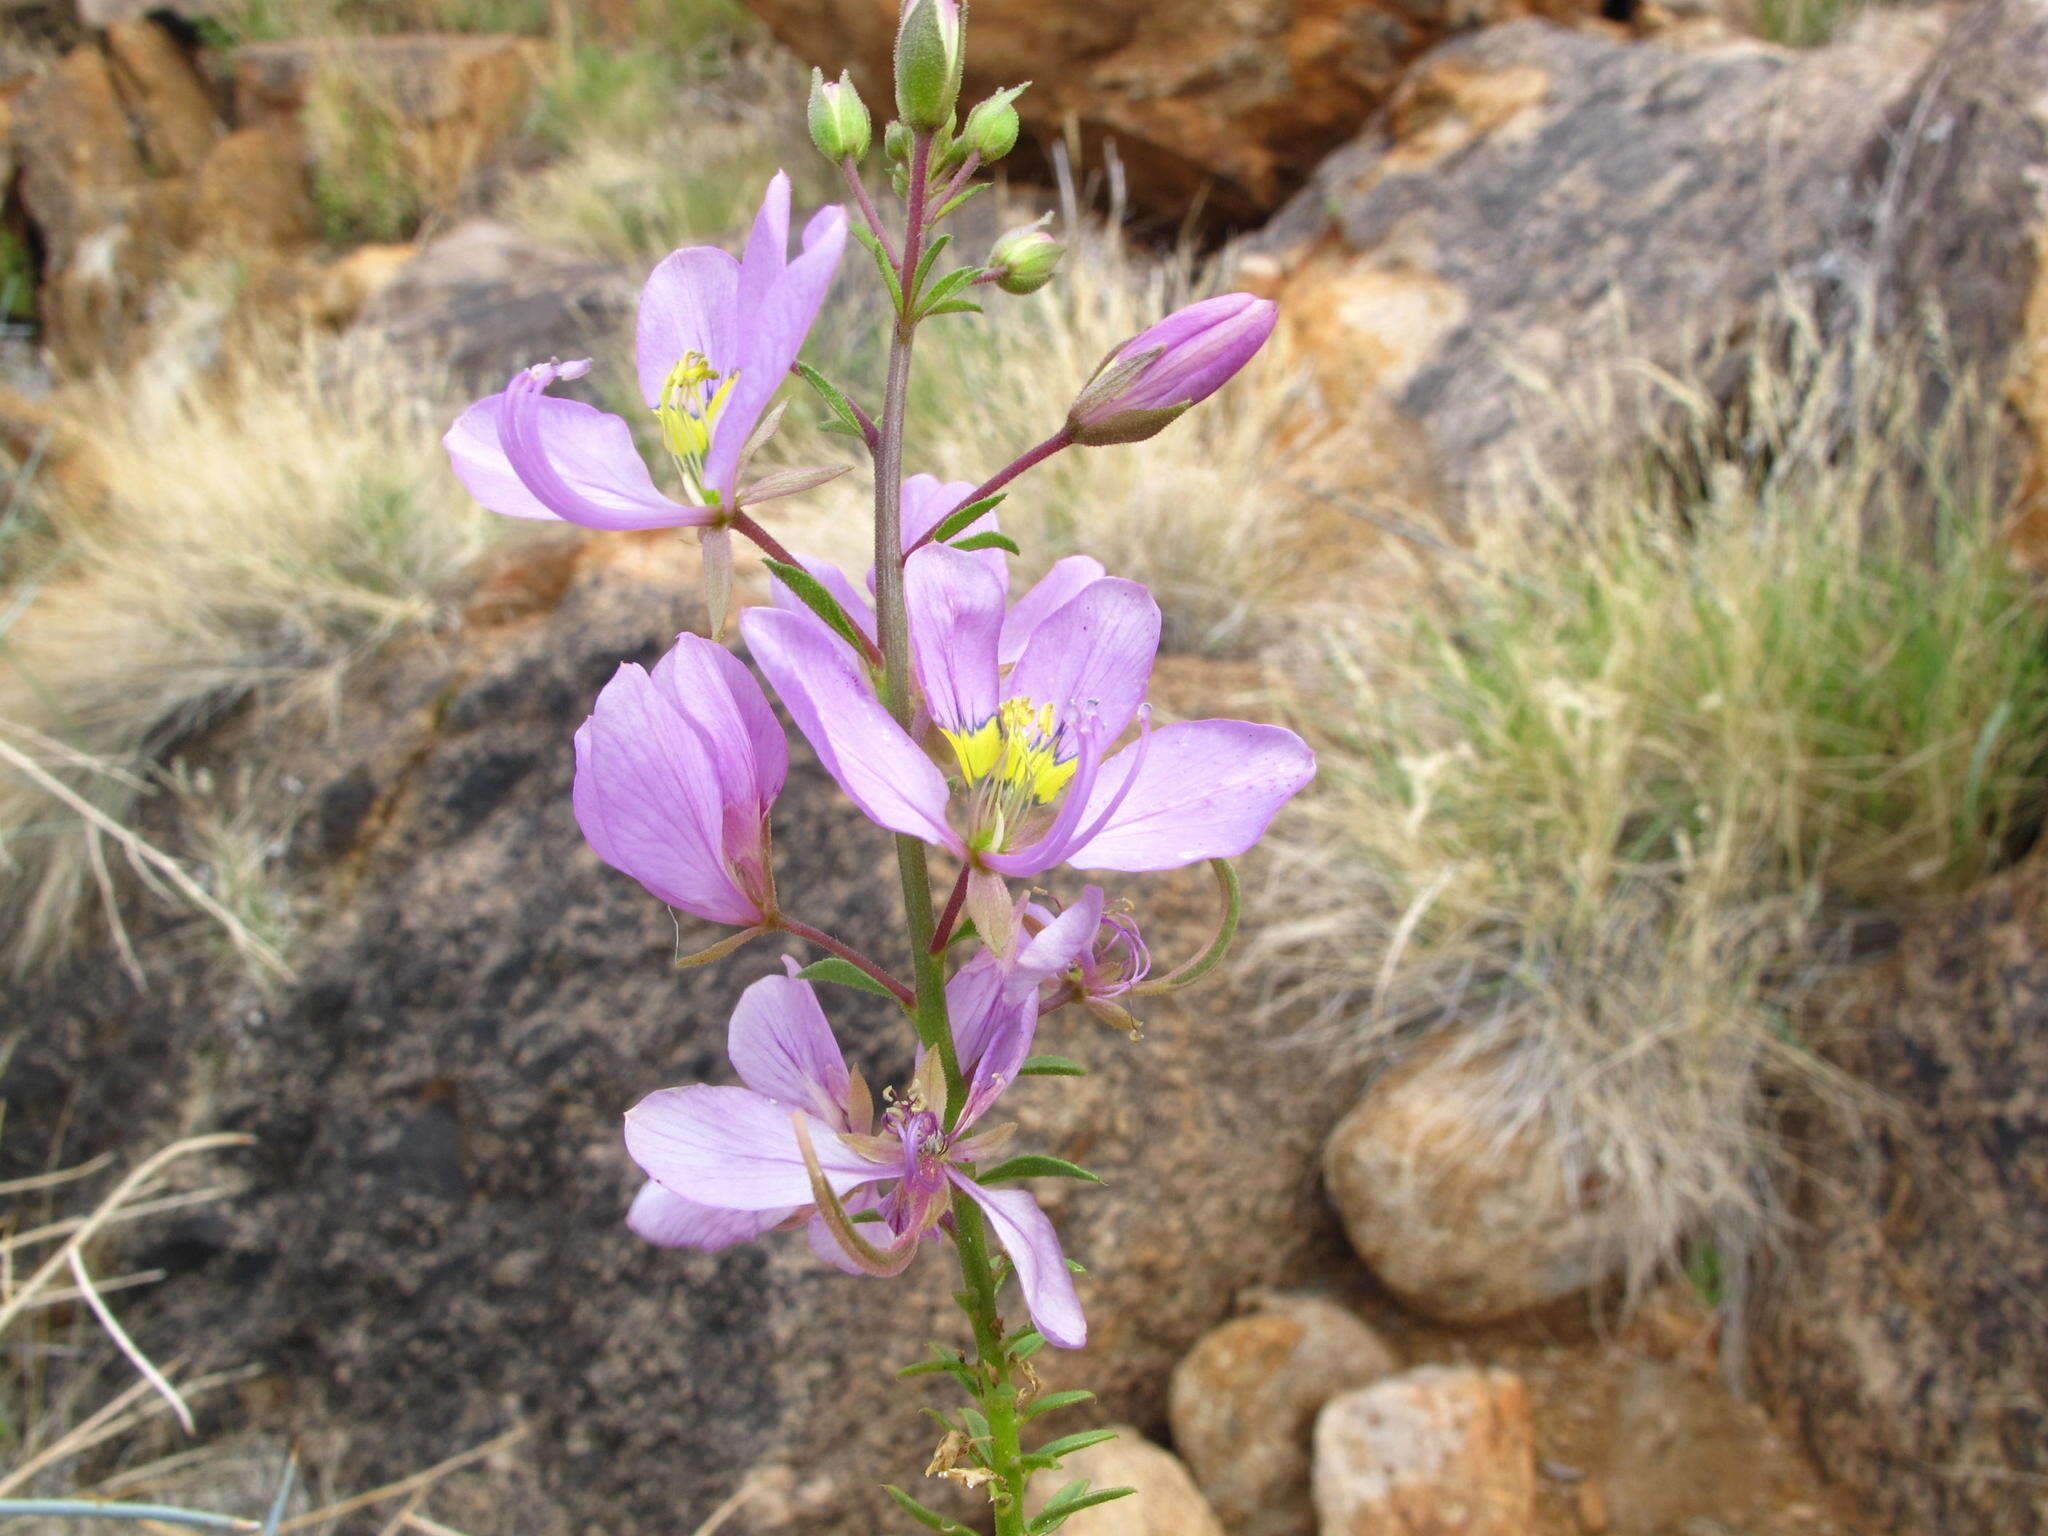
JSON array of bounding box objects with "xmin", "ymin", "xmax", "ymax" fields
[{"xmin": 952, "ymin": 1190, "xmax": 1030, "ymax": 1536}]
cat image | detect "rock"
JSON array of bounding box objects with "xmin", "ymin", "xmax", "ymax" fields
[
  {"xmin": 78, "ymin": 0, "xmax": 223, "ymax": 23},
  {"xmin": 1021, "ymin": 1426, "xmax": 1226, "ymax": 1536},
  {"xmin": 1597, "ymin": 1360, "xmax": 1772, "ymax": 1533},
  {"xmin": 737, "ymin": 0, "xmax": 1610, "ymax": 225},
  {"xmin": 1312, "ymin": 1367, "xmax": 1535, "ymax": 1536},
  {"xmin": 1321, "ymin": 1047, "xmax": 1633, "ymax": 1324},
  {"xmin": 3, "ymin": 542, "xmax": 1356, "ymax": 1535},
  {"xmin": 350, "ymin": 220, "xmax": 634, "ymax": 386},
  {"xmin": 102, "ymin": 17, "xmax": 219, "ymax": 175},
  {"xmin": 1248, "ymin": 11, "xmax": 1950, "ymax": 512},
  {"xmin": 187, "ymin": 121, "xmax": 321, "ymax": 255},
  {"xmin": 1758, "ymin": 840, "xmax": 2048, "ymax": 1535},
  {"xmin": 1168, "ymin": 1293, "xmax": 1398, "ymax": 1536}
]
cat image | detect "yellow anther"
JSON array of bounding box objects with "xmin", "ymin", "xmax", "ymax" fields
[
  {"xmin": 652, "ymin": 352, "xmax": 739, "ymax": 498},
  {"xmin": 946, "ymin": 695, "xmax": 1076, "ymax": 810}
]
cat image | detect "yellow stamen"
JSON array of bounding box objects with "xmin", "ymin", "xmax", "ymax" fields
[{"xmin": 653, "ymin": 352, "xmax": 739, "ymax": 500}]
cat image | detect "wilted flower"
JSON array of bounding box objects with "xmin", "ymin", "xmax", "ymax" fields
[
  {"xmin": 743, "ymin": 545, "xmax": 1315, "ymax": 951},
  {"xmin": 444, "ymin": 174, "xmax": 847, "ymax": 622},
  {"xmin": 623, "ymin": 943, "xmax": 1095, "ymax": 1348},
  {"xmin": 573, "ymin": 632, "xmax": 785, "ymax": 928},
  {"xmin": 1027, "ymin": 887, "xmax": 1150, "ymax": 1033},
  {"xmin": 1067, "ymin": 292, "xmax": 1278, "ymax": 446}
]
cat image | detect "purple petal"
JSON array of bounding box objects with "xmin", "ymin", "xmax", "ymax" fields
[
  {"xmin": 1062, "ymin": 720, "xmax": 1316, "ymax": 871},
  {"xmin": 906, "ymin": 545, "xmax": 1005, "ymax": 738},
  {"xmin": 727, "ymin": 971, "xmax": 853, "ymax": 1128},
  {"xmin": 742, "ymin": 607, "xmax": 962, "ymax": 852},
  {"xmin": 649, "ymin": 634, "xmax": 788, "ymax": 811},
  {"xmin": 445, "ymin": 392, "xmax": 559, "ymax": 522},
  {"xmin": 901, "ymin": 474, "xmax": 985, "ymax": 549},
  {"xmin": 636, "ymin": 246, "xmax": 741, "ymax": 406},
  {"xmin": 492, "ymin": 364, "xmax": 710, "ymax": 531},
  {"xmin": 705, "ymin": 202, "xmax": 848, "ymax": 499},
  {"xmin": 736, "ymin": 171, "xmax": 794, "ymax": 323},
  {"xmin": 628, "ymin": 1181, "xmax": 795, "ymax": 1249},
  {"xmin": 1017, "ymin": 885, "xmax": 1103, "ymax": 983},
  {"xmin": 1006, "ymin": 577, "xmax": 1160, "ymax": 745},
  {"xmin": 624, "ymin": 1085, "xmax": 883, "ymax": 1211},
  {"xmin": 573, "ymin": 663, "xmax": 762, "ymax": 925},
  {"xmin": 1113, "ymin": 293, "xmax": 1278, "ymax": 412},
  {"xmin": 950, "ymin": 1173, "xmax": 1087, "ymax": 1349},
  {"xmin": 999, "ymin": 556, "xmax": 1106, "ymax": 667},
  {"xmin": 944, "ymin": 953, "xmax": 1013, "ymax": 1085}
]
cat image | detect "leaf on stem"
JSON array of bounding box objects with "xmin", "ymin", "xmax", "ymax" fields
[
  {"xmin": 1021, "ymin": 1389, "xmax": 1096, "ymax": 1422},
  {"xmin": 1028, "ymin": 1483, "xmax": 1136, "ymax": 1533},
  {"xmin": 849, "ymin": 223, "xmax": 906, "ymax": 312},
  {"xmin": 949, "ymin": 531, "xmax": 1020, "ymax": 555},
  {"xmin": 910, "ymin": 233, "xmax": 953, "ymax": 305},
  {"xmin": 1031, "ymin": 1428, "xmax": 1119, "ymax": 1465},
  {"xmin": 928, "ymin": 493, "xmax": 1007, "ymax": 545},
  {"xmin": 923, "ymin": 300, "xmax": 985, "ymax": 317},
  {"xmin": 884, "ymin": 1485, "xmax": 975, "ymax": 1535},
  {"xmin": 976, "ymin": 1154, "xmax": 1103, "ymax": 1186},
  {"xmin": 935, "ymin": 183, "xmax": 990, "ymax": 221},
  {"xmin": 763, "ymin": 560, "xmax": 872, "ymax": 656},
  {"xmin": 795, "ymin": 957, "xmax": 897, "ymax": 998},
  {"xmin": 917, "ymin": 266, "xmax": 986, "ymax": 316},
  {"xmin": 1019, "ymin": 1055, "xmax": 1087, "ymax": 1078},
  {"xmin": 794, "ymin": 361, "xmax": 865, "ymax": 437},
  {"xmin": 1006, "ymin": 1330, "xmax": 1046, "ymax": 1362}
]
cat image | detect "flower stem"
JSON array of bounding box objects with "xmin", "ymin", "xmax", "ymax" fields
[
  {"xmin": 902, "ymin": 429, "xmax": 1075, "ymax": 556},
  {"xmin": 727, "ymin": 508, "xmax": 801, "ymax": 568},
  {"xmin": 772, "ymin": 917, "xmax": 915, "ymax": 1006}
]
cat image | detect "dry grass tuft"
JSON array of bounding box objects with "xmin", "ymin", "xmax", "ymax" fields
[
  {"xmin": 1266, "ymin": 322, "xmax": 2048, "ymax": 1316},
  {"xmin": 0, "ymin": 332, "xmax": 503, "ymax": 977}
]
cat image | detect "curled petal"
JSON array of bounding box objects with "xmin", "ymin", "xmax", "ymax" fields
[
  {"xmin": 493, "ymin": 363, "xmax": 712, "ymax": 531},
  {"xmin": 1062, "ymin": 720, "xmax": 1317, "ymax": 872},
  {"xmin": 950, "ymin": 1173, "xmax": 1087, "ymax": 1349}
]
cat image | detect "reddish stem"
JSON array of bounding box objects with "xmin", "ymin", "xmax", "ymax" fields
[
  {"xmin": 776, "ymin": 917, "xmax": 916, "ymax": 1007},
  {"xmin": 927, "ymin": 151, "xmax": 982, "ymax": 229},
  {"xmin": 843, "ymin": 157, "xmax": 900, "ymax": 269},
  {"xmin": 903, "ymin": 429, "xmax": 1076, "ymax": 556},
  {"xmin": 928, "ymin": 865, "xmax": 971, "ymax": 954}
]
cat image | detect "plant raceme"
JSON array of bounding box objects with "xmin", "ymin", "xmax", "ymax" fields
[{"xmin": 443, "ymin": 30, "xmax": 1310, "ymax": 1532}]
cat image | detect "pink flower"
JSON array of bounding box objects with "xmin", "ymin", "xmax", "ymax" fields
[
  {"xmin": 573, "ymin": 633, "xmax": 785, "ymax": 927},
  {"xmin": 623, "ymin": 933, "xmax": 1098, "ymax": 1349},
  {"xmin": 740, "ymin": 545, "xmax": 1315, "ymax": 946},
  {"xmin": 443, "ymin": 172, "xmax": 847, "ymax": 530},
  {"xmin": 1067, "ymin": 293, "xmax": 1279, "ymax": 446}
]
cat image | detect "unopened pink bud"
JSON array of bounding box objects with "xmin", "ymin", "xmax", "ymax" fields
[{"xmin": 1066, "ymin": 293, "xmax": 1278, "ymax": 447}]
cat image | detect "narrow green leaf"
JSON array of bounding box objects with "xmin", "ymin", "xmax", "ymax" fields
[
  {"xmin": 883, "ymin": 1486, "xmax": 973, "ymax": 1535},
  {"xmin": 1022, "ymin": 1389, "xmax": 1096, "ymax": 1422},
  {"xmin": 917, "ymin": 266, "xmax": 985, "ymax": 315},
  {"xmin": 936, "ymin": 182, "xmax": 990, "ymax": 220},
  {"xmin": 923, "ymin": 299, "xmax": 985, "ymax": 317},
  {"xmin": 849, "ymin": 223, "xmax": 905, "ymax": 311},
  {"xmin": 764, "ymin": 559, "xmax": 870, "ymax": 656},
  {"xmin": 794, "ymin": 360, "xmax": 862, "ymax": 434},
  {"xmin": 1008, "ymin": 1330, "xmax": 1046, "ymax": 1362},
  {"xmin": 910, "ymin": 233, "xmax": 953, "ymax": 305},
  {"xmin": 949, "ymin": 531, "xmax": 1020, "ymax": 555},
  {"xmin": 794, "ymin": 957, "xmax": 894, "ymax": 998},
  {"xmin": 1029, "ymin": 1486, "xmax": 1136, "ymax": 1532},
  {"xmin": 1035, "ymin": 1428, "xmax": 1119, "ymax": 1462},
  {"xmin": 929, "ymin": 492, "xmax": 1007, "ymax": 545},
  {"xmin": 1020, "ymin": 1055, "xmax": 1087, "ymax": 1078},
  {"xmin": 977, "ymin": 1154, "xmax": 1104, "ymax": 1186},
  {"xmin": 961, "ymin": 1406, "xmax": 992, "ymax": 1441},
  {"xmin": 820, "ymin": 417, "xmax": 865, "ymax": 438}
]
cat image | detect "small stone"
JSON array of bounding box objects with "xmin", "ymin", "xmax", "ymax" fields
[
  {"xmin": 1021, "ymin": 1426, "xmax": 1226, "ymax": 1536},
  {"xmin": 1168, "ymin": 1294, "xmax": 1399, "ymax": 1536},
  {"xmin": 1321, "ymin": 1047, "xmax": 1633, "ymax": 1324},
  {"xmin": 1313, "ymin": 1366, "xmax": 1536, "ymax": 1536}
]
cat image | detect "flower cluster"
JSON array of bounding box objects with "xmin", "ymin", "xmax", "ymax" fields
[{"xmin": 443, "ymin": 14, "xmax": 1311, "ymax": 1525}]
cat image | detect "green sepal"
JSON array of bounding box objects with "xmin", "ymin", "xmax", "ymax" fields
[
  {"xmin": 977, "ymin": 1154, "xmax": 1103, "ymax": 1186},
  {"xmin": 929, "ymin": 493, "xmax": 1006, "ymax": 544},
  {"xmin": 764, "ymin": 560, "xmax": 870, "ymax": 656},
  {"xmin": 1028, "ymin": 1484, "xmax": 1135, "ymax": 1532},
  {"xmin": 946, "ymin": 918, "xmax": 981, "ymax": 949},
  {"xmin": 884, "ymin": 1485, "xmax": 974, "ymax": 1535},
  {"xmin": 950, "ymin": 530, "xmax": 1020, "ymax": 555},
  {"xmin": 1020, "ymin": 1055, "xmax": 1087, "ymax": 1078},
  {"xmin": 1033, "ymin": 1428, "xmax": 1119, "ymax": 1464},
  {"xmin": 849, "ymin": 223, "xmax": 906, "ymax": 312},
  {"xmin": 1021, "ymin": 1389, "xmax": 1096, "ymax": 1422}
]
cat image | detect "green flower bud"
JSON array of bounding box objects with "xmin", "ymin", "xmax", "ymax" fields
[
  {"xmin": 894, "ymin": 0, "xmax": 963, "ymax": 132},
  {"xmin": 807, "ymin": 68, "xmax": 872, "ymax": 164},
  {"xmin": 885, "ymin": 119, "xmax": 915, "ymax": 165},
  {"xmin": 961, "ymin": 84, "xmax": 1026, "ymax": 163},
  {"xmin": 988, "ymin": 220, "xmax": 1064, "ymax": 295}
]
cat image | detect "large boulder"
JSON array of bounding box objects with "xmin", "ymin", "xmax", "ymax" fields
[
  {"xmin": 736, "ymin": 0, "xmax": 1612, "ymax": 225},
  {"xmin": 1245, "ymin": 9, "xmax": 1964, "ymax": 511},
  {"xmin": 1758, "ymin": 841, "xmax": 2048, "ymax": 1535},
  {"xmin": 4, "ymin": 537, "xmax": 1356, "ymax": 1535}
]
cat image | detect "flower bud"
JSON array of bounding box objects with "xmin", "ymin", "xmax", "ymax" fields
[
  {"xmin": 894, "ymin": 0, "xmax": 963, "ymax": 132},
  {"xmin": 961, "ymin": 84, "xmax": 1025, "ymax": 162},
  {"xmin": 884, "ymin": 119, "xmax": 914, "ymax": 165},
  {"xmin": 1066, "ymin": 292, "xmax": 1279, "ymax": 447},
  {"xmin": 988, "ymin": 220, "xmax": 1063, "ymax": 295},
  {"xmin": 807, "ymin": 68, "xmax": 872, "ymax": 164}
]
